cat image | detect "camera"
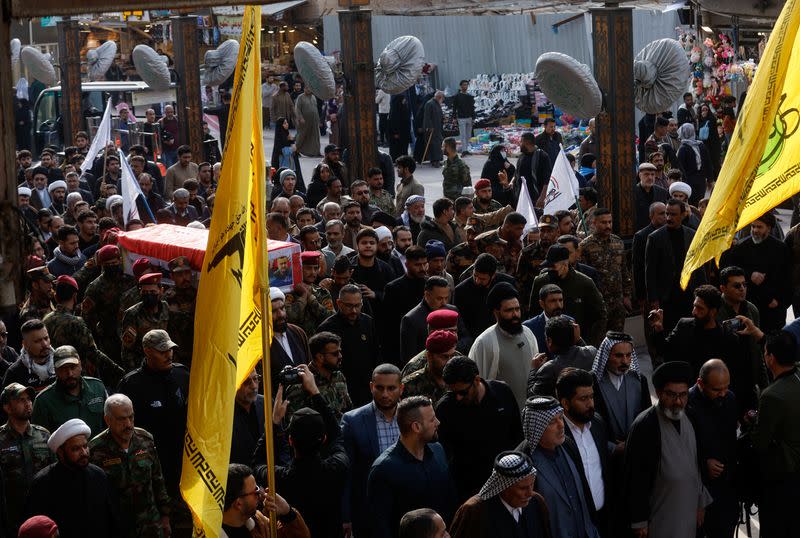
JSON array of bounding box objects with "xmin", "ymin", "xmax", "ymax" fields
[
  {"xmin": 723, "ymin": 318, "xmax": 743, "ymax": 332},
  {"xmin": 277, "ymin": 365, "xmax": 302, "ymax": 386}
]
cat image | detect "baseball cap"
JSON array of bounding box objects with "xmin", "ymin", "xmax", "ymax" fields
[
  {"xmin": 53, "ymin": 346, "xmax": 80, "ymax": 369},
  {"xmin": 0, "ymin": 383, "xmax": 35, "ymax": 405},
  {"xmin": 142, "ymin": 329, "xmax": 177, "ymax": 352}
]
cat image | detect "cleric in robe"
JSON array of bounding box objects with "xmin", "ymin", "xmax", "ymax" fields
[
  {"xmin": 623, "ymin": 361, "xmax": 712, "ymax": 538},
  {"xmin": 449, "ymin": 450, "xmax": 552, "ymax": 538}
]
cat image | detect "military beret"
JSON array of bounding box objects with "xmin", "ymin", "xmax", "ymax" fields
[
  {"xmin": 18, "ymin": 515, "xmax": 58, "ymax": 538},
  {"xmin": 487, "ymin": 282, "xmax": 519, "ymax": 310},
  {"xmin": 26, "ymin": 265, "xmax": 54, "ymax": 282},
  {"xmin": 300, "ymin": 251, "xmax": 321, "ymax": 265},
  {"xmin": 168, "ymin": 256, "xmax": 191, "ymax": 273},
  {"xmin": 652, "ymin": 361, "xmax": 693, "ymax": 390},
  {"xmin": 538, "ymin": 214, "xmax": 557, "ymax": 228},
  {"xmin": 426, "ymin": 308, "xmax": 459, "ymax": 330},
  {"xmin": 426, "ymin": 329, "xmax": 458, "ymax": 354},
  {"xmin": 132, "ymin": 258, "xmax": 153, "ymax": 278},
  {"xmin": 138, "ymin": 272, "xmax": 162, "ymax": 286},
  {"xmin": 474, "ymin": 178, "xmax": 492, "ymax": 191},
  {"xmin": 55, "ymin": 275, "xmax": 78, "ymax": 291},
  {"xmin": 25, "ymin": 256, "xmax": 45, "ymax": 271},
  {"xmin": 96, "ymin": 244, "xmax": 120, "ymax": 265}
]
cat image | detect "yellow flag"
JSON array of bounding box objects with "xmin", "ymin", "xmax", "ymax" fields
[
  {"xmin": 681, "ymin": 0, "xmax": 800, "ymax": 288},
  {"xmin": 180, "ymin": 6, "xmax": 269, "ymax": 537}
]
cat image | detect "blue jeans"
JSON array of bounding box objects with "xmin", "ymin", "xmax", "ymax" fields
[{"xmin": 458, "ymin": 118, "xmax": 473, "ymax": 153}]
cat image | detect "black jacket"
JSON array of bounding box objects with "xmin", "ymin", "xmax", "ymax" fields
[
  {"xmin": 230, "ymin": 395, "xmax": 265, "ymax": 465},
  {"xmin": 2, "ymin": 357, "xmax": 55, "ymax": 393},
  {"xmin": 269, "ymin": 324, "xmax": 310, "ymax": 394},
  {"xmin": 453, "ymin": 273, "xmax": 516, "ymax": 337},
  {"xmin": 515, "ymin": 148, "xmax": 552, "ymax": 201},
  {"xmin": 382, "ymin": 275, "xmax": 427, "ymax": 367},
  {"xmin": 633, "ymin": 183, "xmax": 669, "ymax": 231},
  {"xmin": 417, "ymin": 218, "xmax": 461, "ymax": 252},
  {"xmin": 632, "ymin": 222, "xmax": 659, "ymax": 303},
  {"xmin": 399, "ymin": 302, "xmax": 472, "ymax": 364},
  {"xmin": 644, "ymin": 225, "xmax": 705, "ymax": 304}
]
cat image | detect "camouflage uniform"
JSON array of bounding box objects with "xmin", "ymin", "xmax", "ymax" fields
[
  {"xmin": 400, "ymin": 350, "xmax": 427, "ymax": 379},
  {"xmin": 163, "ymin": 286, "xmax": 197, "ymax": 367},
  {"xmin": 285, "ymin": 285, "xmax": 335, "ymax": 337},
  {"xmin": 401, "ymin": 365, "xmax": 447, "ymax": 402},
  {"xmin": 43, "ymin": 305, "xmax": 124, "ymax": 388},
  {"xmin": 442, "ymin": 156, "xmax": 471, "ymax": 200},
  {"xmin": 283, "ymin": 363, "xmax": 353, "ymax": 421},
  {"xmin": 370, "ymin": 189, "xmax": 396, "ymax": 216},
  {"xmin": 579, "ymin": 233, "xmax": 632, "ymax": 331},
  {"xmin": 472, "ymin": 197, "xmax": 504, "ymax": 215},
  {"xmin": 0, "ymin": 422, "xmax": 55, "ymax": 533},
  {"xmin": 82, "ymin": 271, "xmax": 137, "ymax": 363},
  {"xmin": 516, "ymin": 241, "xmax": 553, "ymax": 316},
  {"xmin": 89, "ymin": 427, "xmax": 171, "ymax": 538},
  {"xmin": 118, "ymin": 286, "xmax": 142, "ymax": 318},
  {"xmin": 72, "ymin": 261, "xmax": 101, "ymax": 303},
  {"xmin": 445, "ymin": 242, "xmax": 478, "ymax": 279},
  {"xmin": 18, "ymin": 296, "xmax": 53, "ymax": 324},
  {"xmin": 120, "ymin": 301, "xmax": 170, "ymax": 373},
  {"xmin": 478, "ymin": 230, "xmax": 521, "ymax": 276}
]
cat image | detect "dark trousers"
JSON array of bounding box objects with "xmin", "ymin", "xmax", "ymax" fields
[
  {"xmin": 702, "ymin": 497, "xmax": 738, "ymax": 538},
  {"xmin": 760, "ymin": 477, "xmax": 797, "ymax": 537},
  {"xmin": 378, "ymin": 113, "xmax": 389, "ymax": 143}
]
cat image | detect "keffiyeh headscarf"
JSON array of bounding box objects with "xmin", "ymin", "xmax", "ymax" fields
[
  {"xmin": 522, "ymin": 396, "xmax": 563, "ymax": 449},
  {"xmin": 591, "ymin": 331, "xmax": 640, "ymax": 378},
  {"xmin": 478, "ymin": 451, "xmax": 537, "ymax": 500}
]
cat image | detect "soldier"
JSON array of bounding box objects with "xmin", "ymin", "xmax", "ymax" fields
[
  {"xmin": 476, "ymin": 212, "xmax": 526, "ymax": 275},
  {"xmin": 43, "ymin": 275, "xmax": 124, "ymax": 388},
  {"xmin": 82, "ymin": 245, "xmax": 136, "ymax": 363},
  {"xmin": 285, "ymin": 251, "xmax": 335, "ymax": 336},
  {"xmin": 19, "ymin": 266, "xmax": 55, "ymax": 324},
  {"xmin": 118, "ymin": 257, "xmax": 157, "ymax": 317},
  {"xmin": 579, "ymin": 208, "xmax": 632, "ymax": 331},
  {"xmin": 163, "ymin": 256, "xmax": 196, "ymax": 367},
  {"xmin": 367, "ymin": 167, "xmax": 395, "ymax": 216},
  {"xmin": 516, "ymin": 214, "xmax": 559, "ymax": 317},
  {"xmin": 401, "ymin": 330, "xmax": 458, "ymax": 402},
  {"xmin": 401, "ymin": 309, "xmax": 461, "ymax": 378},
  {"xmin": 0, "ymin": 383, "xmax": 55, "ymax": 535},
  {"xmin": 284, "ymin": 332, "xmax": 353, "ymax": 421},
  {"xmin": 72, "ymin": 222, "xmax": 120, "ymax": 299},
  {"xmin": 119, "ymin": 273, "xmax": 170, "ymax": 373},
  {"xmin": 446, "ymin": 219, "xmax": 480, "ymax": 279},
  {"xmin": 89, "ymin": 393, "xmax": 171, "ymax": 538},
  {"xmin": 472, "ymin": 178, "xmax": 504, "ymax": 214}
]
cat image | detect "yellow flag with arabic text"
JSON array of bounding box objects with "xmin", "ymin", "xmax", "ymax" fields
[
  {"xmin": 179, "ymin": 7, "xmax": 269, "ymax": 537},
  {"xmin": 681, "ymin": 0, "xmax": 800, "ymax": 288}
]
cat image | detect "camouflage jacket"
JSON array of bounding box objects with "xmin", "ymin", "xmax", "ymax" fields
[
  {"xmin": 516, "ymin": 241, "xmax": 552, "ymax": 313},
  {"xmin": 284, "ymin": 364, "xmax": 353, "ymax": 421},
  {"xmin": 401, "ymin": 365, "xmax": 447, "ymax": 402},
  {"xmin": 0, "ymin": 422, "xmax": 54, "ymax": 531},
  {"xmin": 72, "ymin": 260, "xmax": 101, "ymax": 302},
  {"xmin": 370, "ymin": 189, "xmax": 396, "ymax": 216},
  {"xmin": 82, "ymin": 272, "xmax": 137, "ymax": 356},
  {"xmin": 18, "ymin": 296, "xmax": 53, "ymax": 325},
  {"xmin": 442, "ymin": 156, "xmax": 471, "ymax": 200},
  {"xmin": 118, "ymin": 286, "xmax": 142, "ymax": 319},
  {"xmin": 163, "ymin": 287, "xmax": 197, "ymax": 367},
  {"xmin": 445, "ymin": 242, "xmax": 478, "ymax": 280},
  {"xmin": 163, "ymin": 286, "xmax": 197, "ymax": 315},
  {"xmin": 89, "ymin": 427, "xmax": 171, "ymax": 538},
  {"xmin": 285, "ymin": 285, "xmax": 335, "ymax": 337},
  {"xmin": 579, "ymin": 234, "xmax": 632, "ymax": 302},
  {"xmin": 472, "ymin": 197, "xmax": 504, "ymax": 215},
  {"xmin": 120, "ymin": 301, "xmax": 170, "ymax": 373},
  {"xmin": 400, "ymin": 350, "xmax": 427, "ymax": 379},
  {"xmin": 43, "ymin": 305, "xmax": 124, "ymax": 388}
]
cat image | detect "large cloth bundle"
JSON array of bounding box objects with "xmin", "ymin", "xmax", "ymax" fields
[
  {"xmin": 375, "ymin": 35, "xmax": 425, "ymax": 95},
  {"xmin": 132, "ymin": 44, "xmax": 171, "ymax": 90},
  {"xmin": 634, "ymin": 38, "xmax": 690, "ymax": 114},
  {"xmin": 294, "ymin": 41, "xmax": 336, "ymax": 99},
  {"xmin": 535, "ymin": 52, "xmax": 601, "ymax": 120},
  {"xmin": 202, "ymin": 39, "xmax": 240, "ymax": 87},
  {"xmin": 87, "ymin": 41, "xmax": 118, "ymax": 81}
]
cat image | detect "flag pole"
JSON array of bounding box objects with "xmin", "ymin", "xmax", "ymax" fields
[
  {"xmin": 574, "ymin": 196, "xmax": 589, "ymax": 235},
  {"xmin": 260, "ymin": 286, "xmax": 278, "ymax": 538}
]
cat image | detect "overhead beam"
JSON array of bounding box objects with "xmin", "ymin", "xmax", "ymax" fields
[{"xmin": 10, "ymin": 0, "xmax": 279, "ymax": 18}]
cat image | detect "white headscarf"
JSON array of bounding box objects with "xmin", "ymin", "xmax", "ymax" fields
[
  {"xmin": 678, "ymin": 123, "xmax": 703, "ymax": 169},
  {"xmin": 16, "ymin": 78, "xmax": 28, "ymax": 101}
]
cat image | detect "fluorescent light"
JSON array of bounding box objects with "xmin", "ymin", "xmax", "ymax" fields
[{"xmin": 702, "ymin": 26, "xmax": 713, "ymax": 33}]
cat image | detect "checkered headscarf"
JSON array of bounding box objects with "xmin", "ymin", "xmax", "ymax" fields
[
  {"xmin": 478, "ymin": 450, "xmax": 537, "ymax": 500},
  {"xmin": 522, "ymin": 396, "xmax": 563, "ymax": 449},
  {"xmin": 591, "ymin": 331, "xmax": 640, "ymax": 379}
]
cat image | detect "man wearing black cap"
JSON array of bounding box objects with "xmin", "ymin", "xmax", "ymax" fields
[
  {"xmin": 469, "ymin": 282, "xmax": 538, "ymax": 409},
  {"xmin": 721, "ymin": 211, "xmax": 791, "ymax": 333},
  {"xmin": 530, "ymin": 244, "xmax": 607, "ymax": 346},
  {"xmin": 624, "ymin": 361, "xmax": 711, "ymax": 538}
]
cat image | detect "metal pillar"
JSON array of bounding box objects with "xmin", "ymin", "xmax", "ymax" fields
[
  {"xmin": 171, "ymin": 15, "xmax": 204, "ymax": 161},
  {"xmin": 592, "ymin": 7, "xmax": 636, "ymax": 237},
  {"xmin": 57, "ymin": 19, "xmax": 83, "ymax": 146},
  {"xmin": 339, "ymin": 7, "xmax": 378, "ymax": 183}
]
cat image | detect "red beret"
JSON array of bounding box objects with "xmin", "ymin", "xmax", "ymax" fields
[
  {"xmin": 55, "ymin": 275, "xmax": 79, "ymax": 291},
  {"xmin": 96, "ymin": 244, "xmax": 120, "ymax": 264},
  {"xmin": 300, "ymin": 251, "xmax": 321, "ymax": 264},
  {"xmin": 132, "ymin": 258, "xmax": 153, "ymax": 278},
  {"xmin": 138, "ymin": 272, "xmax": 162, "ymax": 286},
  {"xmin": 25, "ymin": 255, "xmax": 45, "ymax": 271},
  {"xmin": 426, "ymin": 308, "xmax": 459, "ymax": 330},
  {"xmin": 426, "ymin": 329, "xmax": 458, "ymax": 354},
  {"xmin": 18, "ymin": 515, "xmax": 58, "ymax": 538},
  {"xmin": 475, "ymin": 178, "xmax": 492, "ymax": 191}
]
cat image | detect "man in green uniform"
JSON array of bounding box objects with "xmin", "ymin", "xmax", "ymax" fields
[
  {"xmin": 472, "ymin": 178, "xmax": 503, "ymax": 214},
  {"xmin": 31, "ymin": 345, "xmax": 107, "ymax": 436},
  {"xmin": 118, "ymin": 258, "xmax": 157, "ymax": 318},
  {"xmin": 441, "ymin": 137, "xmax": 471, "ymax": 201},
  {"xmin": 19, "ymin": 266, "xmax": 55, "ymax": 324},
  {"xmin": 401, "ymin": 330, "xmax": 457, "ymax": 402},
  {"xmin": 284, "ymin": 331, "xmax": 352, "ymax": 421},
  {"xmin": 367, "ymin": 167, "xmax": 395, "ymax": 216},
  {"xmin": 82, "ymin": 245, "xmax": 136, "ymax": 363},
  {"xmin": 163, "ymin": 256, "xmax": 196, "ymax": 367},
  {"xmin": 89, "ymin": 393, "xmax": 171, "ymax": 538},
  {"xmin": 401, "ymin": 309, "xmax": 461, "ymax": 378},
  {"xmin": 285, "ymin": 251, "xmax": 335, "ymax": 337},
  {"xmin": 0, "ymin": 383, "xmax": 54, "ymax": 535},
  {"xmin": 579, "ymin": 208, "xmax": 632, "ymax": 331},
  {"xmin": 120, "ymin": 273, "xmax": 170, "ymax": 373}
]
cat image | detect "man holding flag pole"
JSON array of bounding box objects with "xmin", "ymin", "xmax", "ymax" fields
[{"xmin": 179, "ymin": 6, "xmax": 281, "ymax": 538}]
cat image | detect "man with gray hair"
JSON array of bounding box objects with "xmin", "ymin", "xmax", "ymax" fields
[
  {"xmin": 322, "ymin": 219, "xmax": 354, "ymax": 260},
  {"xmin": 167, "ymin": 187, "xmax": 199, "ymax": 226},
  {"xmin": 422, "ymin": 91, "xmax": 445, "ymax": 167},
  {"xmin": 90, "ymin": 392, "xmax": 172, "ymax": 538}
]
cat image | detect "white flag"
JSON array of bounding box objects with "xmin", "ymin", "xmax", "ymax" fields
[
  {"xmin": 80, "ymin": 98, "xmax": 113, "ymax": 174},
  {"xmin": 516, "ymin": 179, "xmax": 539, "ymax": 234},
  {"xmin": 542, "ymin": 147, "xmax": 581, "ymax": 215},
  {"xmin": 118, "ymin": 149, "xmax": 143, "ymax": 225}
]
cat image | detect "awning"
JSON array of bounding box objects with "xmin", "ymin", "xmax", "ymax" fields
[{"xmin": 263, "ymin": 0, "xmax": 307, "ymax": 18}]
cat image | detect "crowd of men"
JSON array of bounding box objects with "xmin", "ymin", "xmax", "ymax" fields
[{"xmin": 2, "ymin": 82, "xmax": 800, "ymax": 538}]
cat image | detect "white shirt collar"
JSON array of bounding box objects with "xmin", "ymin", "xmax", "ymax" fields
[
  {"xmin": 564, "ymin": 415, "xmax": 591, "ymax": 436},
  {"xmin": 607, "ymin": 371, "xmax": 623, "ymax": 390},
  {"xmin": 499, "ymin": 497, "xmax": 522, "ymax": 523}
]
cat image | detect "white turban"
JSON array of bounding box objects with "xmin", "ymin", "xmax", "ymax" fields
[
  {"xmin": 374, "ymin": 226, "xmax": 392, "ymax": 242},
  {"xmin": 106, "ymin": 194, "xmax": 123, "ymax": 208},
  {"xmin": 47, "ymin": 418, "xmax": 91, "ymax": 452},
  {"xmin": 187, "ymin": 221, "xmax": 206, "ymax": 229},
  {"xmin": 47, "ymin": 180, "xmax": 67, "ymax": 193},
  {"xmin": 269, "ymin": 287, "xmax": 285, "ymax": 302},
  {"xmin": 668, "ymin": 181, "xmax": 692, "ymax": 198},
  {"xmin": 18, "ymin": 186, "xmax": 31, "ymax": 197}
]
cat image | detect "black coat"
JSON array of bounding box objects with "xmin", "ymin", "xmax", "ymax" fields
[
  {"xmin": 399, "ymin": 302, "xmax": 472, "ymax": 364},
  {"xmin": 481, "ymin": 145, "xmax": 516, "ymax": 207},
  {"xmin": 26, "ymin": 462, "xmax": 121, "ymax": 538},
  {"xmin": 230, "ymin": 395, "xmax": 265, "ymax": 465},
  {"xmin": 632, "ymin": 222, "xmax": 659, "ymax": 303},
  {"xmin": 644, "ymin": 225, "xmax": 705, "ymax": 305},
  {"xmin": 453, "ymin": 273, "xmax": 516, "ymax": 337},
  {"xmin": 515, "ymin": 148, "xmax": 552, "ymax": 201},
  {"xmin": 633, "ymin": 183, "xmax": 669, "ymax": 232},
  {"xmin": 382, "ymin": 275, "xmax": 426, "ymax": 367},
  {"xmin": 318, "ymin": 312, "xmax": 380, "ymax": 407}
]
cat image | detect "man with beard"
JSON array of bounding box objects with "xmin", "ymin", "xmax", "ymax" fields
[
  {"xmin": 368, "ymin": 167, "xmax": 395, "ymax": 216},
  {"xmin": 119, "ymin": 273, "xmax": 171, "ymax": 373},
  {"xmin": 436, "ymin": 356, "xmax": 522, "ymax": 503},
  {"xmin": 375, "ymin": 226, "xmax": 406, "ymax": 279},
  {"xmin": 19, "ymin": 266, "xmax": 55, "ymax": 325},
  {"xmin": 515, "ymin": 131, "xmax": 552, "ymax": 201},
  {"xmin": 163, "ymin": 256, "xmax": 197, "ymax": 366},
  {"xmin": 454, "ymin": 254, "xmax": 515, "ymax": 337},
  {"xmin": 341, "ymin": 364, "xmax": 403, "ymax": 537},
  {"xmin": 81, "ymin": 245, "xmax": 136, "ymax": 360},
  {"xmin": 32, "ymin": 346, "xmax": 106, "ymax": 436},
  {"xmin": 342, "ymin": 201, "xmax": 369, "ymax": 250},
  {"xmin": 368, "ymin": 396, "xmax": 457, "ymax": 538},
  {"xmin": 395, "ymin": 156, "xmax": 425, "ymax": 217},
  {"xmin": 322, "ymin": 218, "xmax": 354, "ymax": 260},
  {"xmin": 47, "ymin": 180, "xmax": 68, "ymax": 216},
  {"xmin": 89, "ymin": 393, "xmax": 171, "ymax": 538},
  {"xmin": 0, "ymin": 383, "xmax": 54, "ymax": 535},
  {"xmin": 350, "ymin": 180, "xmax": 380, "ymax": 226},
  {"xmin": 523, "ymin": 284, "xmax": 565, "ymax": 351},
  {"xmin": 527, "ymin": 316, "xmax": 596, "ymax": 398},
  {"xmin": 721, "ymin": 211, "xmax": 791, "ymax": 333},
  {"xmin": 417, "ymin": 198, "xmax": 463, "ymax": 252},
  {"xmin": 285, "ymin": 252, "xmax": 335, "ymax": 337},
  {"xmin": 472, "ymin": 178, "xmax": 503, "ymax": 215},
  {"xmin": 469, "ymin": 283, "xmax": 537, "ymax": 409},
  {"xmin": 649, "ymin": 151, "xmax": 670, "ymax": 190},
  {"xmin": 318, "ymin": 285, "xmax": 380, "ymax": 406},
  {"xmin": 351, "ymin": 228, "xmax": 395, "ymax": 318},
  {"xmin": 323, "ymin": 144, "xmax": 350, "ymax": 190},
  {"xmin": 516, "ymin": 215, "xmax": 559, "ymax": 317},
  {"xmin": 392, "ymin": 225, "xmax": 414, "ymax": 268},
  {"xmin": 3, "ymin": 320, "xmax": 55, "ymax": 393},
  {"xmin": 446, "ymin": 219, "xmax": 480, "ymax": 279},
  {"xmin": 442, "ymin": 137, "xmax": 471, "ymax": 200},
  {"xmin": 268, "ymin": 288, "xmax": 310, "ymax": 394},
  {"xmin": 383, "ymin": 246, "xmax": 429, "ymax": 366},
  {"xmin": 633, "ymin": 202, "xmax": 666, "ymax": 341},
  {"xmin": 315, "ymin": 178, "xmax": 351, "ymax": 214},
  {"xmin": 229, "ymin": 369, "xmax": 264, "ymax": 465},
  {"xmin": 402, "ymin": 331, "xmax": 457, "ymax": 402},
  {"xmin": 425, "ymin": 240, "xmax": 455, "ymax": 294},
  {"xmin": 46, "ymin": 225, "xmax": 86, "ymax": 277},
  {"xmin": 26, "ymin": 418, "xmax": 121, "ymax": 536},
  {"xmin": 399, "ymin": 195, "xmax": 427, "ymax": 242},
  {"xmin": 76, "ymin": 210, "xmax": 99, "ymax": 252},
  {"xmin": 686, "ymin": 360, "xmax": 739, "ymax": 538},
  {"xmin": 624, "ymin": 361, "xmax": 712, "ymax": 538}
]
